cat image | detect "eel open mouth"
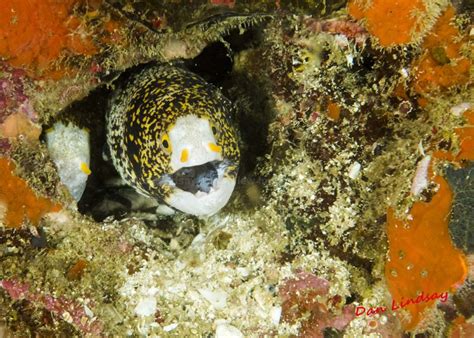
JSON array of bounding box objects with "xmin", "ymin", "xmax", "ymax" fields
[
  {"xmin": 171, "ymin": 161, "xmax": 219, "ymax": 194},
  {"xmin": 159, "ymin": 160, "xmax": 237, "ymax": 216}
]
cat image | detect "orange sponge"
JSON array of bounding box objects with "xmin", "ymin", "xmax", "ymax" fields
[
  {"xmin": 412, "ymin": 7, "xmax": 471, "ymax": 94},
  {"xmin": 0, "ymin": 158, "xmax": 61, "ymax": 228},
  {"xmin": 348, "ymin": 0, "xmax": 426, "ymax": 46},
  {"xmin": 0, "ymin": 0, "xmax": 98, "ymax": 77},
  {"xmin": 385, "ymin": 173, "xmax": 467, "ymax": 330}
]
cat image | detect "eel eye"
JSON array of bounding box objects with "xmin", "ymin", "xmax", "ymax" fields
[
  {"xmin": 161, "ymin": 133, "xmax": 172, "ymax": 153},
  {"xmin": 210, "ymin": 122, "xmax": 220, "ymax": 138}
]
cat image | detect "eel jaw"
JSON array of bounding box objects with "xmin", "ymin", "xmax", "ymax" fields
[{"xmin": 158, "ymin": 160, "xmax": 237, "ymax": 216}]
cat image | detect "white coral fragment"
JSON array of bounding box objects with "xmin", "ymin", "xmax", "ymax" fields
[
  {"xmin": 163, "ymin": 323, "xmax": 178, "ymax": 332},
  {"xmin": 270, "ymin": 306, "xmax": 282, "ymax": 325},
  {"xmin": 134, "ymin": 297, "xmax": 157, "ymax": 317},
  {"xmin": 347, "ymin": 161, "xmax": 361, "ymax": 179},
  {"xmin": 198, "ymin": 288, "xmax": 228, "ymax": 310},
  {"xmin": 449, "ymin": 102, "xmax": 472, "ymax": 117},
  {"xmin": 215, "ymin": 323, "xmax": 244, "ymax": 338}
]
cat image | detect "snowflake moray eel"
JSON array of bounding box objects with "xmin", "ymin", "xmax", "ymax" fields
[{"xmin": 106, "ymin": 64, "xmax": 240, "ymax": 216}]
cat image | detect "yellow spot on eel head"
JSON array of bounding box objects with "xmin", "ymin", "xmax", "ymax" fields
[
  {"xmin": 209, "ymin": 143, "xmax": 222, "ymax": 153},
  {"xmin": 80, "ymin": 162, "xmax": 91, "ymax": 175},
  {"xmin": 180, "ymin": 148, "xmax": 189, "ymax": 163}
]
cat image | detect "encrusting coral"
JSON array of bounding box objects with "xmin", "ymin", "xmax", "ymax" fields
[
  {"xmin": 347, "ymin": 1, "xmax": 472, "ymax": 332},
  {"xmin": 279, "ymin": 271, "xmax": 355, "ymax": 337},
  {"xmin": 0, "ymin": 64, "xmax": 34, "ymax": 123},
  {"xmin": 0, "ymin": 279, "xmax": 103, "ymax": 334}
]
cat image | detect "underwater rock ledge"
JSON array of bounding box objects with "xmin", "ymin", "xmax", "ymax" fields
[{"xmin": 1, "ymin": 0, "xmax": 473, "ymax": 336}]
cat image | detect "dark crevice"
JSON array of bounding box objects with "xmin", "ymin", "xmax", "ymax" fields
[{"xmin": 42, "ymin": 26, "xmax": 271, "ymax": 222}]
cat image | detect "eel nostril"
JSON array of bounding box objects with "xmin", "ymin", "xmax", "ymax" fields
[
  {"xmin": 180, "ymin": 148, "xmax": 189, "ymax": 163},
  {"xmin": 209, "ymin": 142, "xmax": 222, "ymax": 153}
]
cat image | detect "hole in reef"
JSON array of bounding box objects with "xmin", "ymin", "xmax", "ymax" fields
[
  {"xmin": 43, "ymin": 25, "xmax": 273, "ymax": 222},
  {"xmin": 187, "ymin": 27, "xmax": 275, "ymax": 196}
]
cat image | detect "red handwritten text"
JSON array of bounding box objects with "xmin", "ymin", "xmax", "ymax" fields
[{"xmin": 355, "ymin": 291, "xmax": 448, "ymax": 317}]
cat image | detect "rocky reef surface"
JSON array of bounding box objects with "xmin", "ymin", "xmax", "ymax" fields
[{"xmin": 0, "ymin": 0, "xmax": 473, "ymax": 336}]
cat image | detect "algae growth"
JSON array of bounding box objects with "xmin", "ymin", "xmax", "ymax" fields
[{"xmin": 1, "ymin": 0, "xmax": 473, "ymax": 336}]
